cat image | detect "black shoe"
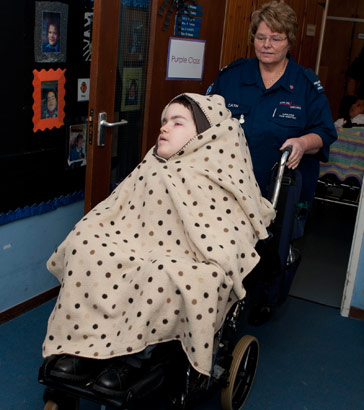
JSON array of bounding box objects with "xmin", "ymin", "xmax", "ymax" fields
[
  {"xmin": 50, "ymin": 354, "xmax": 98, "ymax": 382},
  {"xmin": 248, "ymin": 305, "xmax": 273, "ymax": 326},
  {"xmin": 93, "ymin": 361, "xmax": 138, "ymax": 397}
]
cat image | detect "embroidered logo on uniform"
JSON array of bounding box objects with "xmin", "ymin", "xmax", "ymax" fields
[
  {"xmin": 227, "ymin": 103, "xmax": 239, "ymax": 108},
  {"xmin": 279, "ymin": 101, "xmax": 302, "ymax": 110},
  {"xmin": 314, "ymin": 80, "xmax": 323, "ymax": 91},
  {"xmin": 278, "ymin": 112, "xmax": 297, "ymax": 120}
]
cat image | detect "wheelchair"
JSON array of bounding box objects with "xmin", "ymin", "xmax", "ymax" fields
[
  {"xmin": 38, "ymin": 147, "xmax": 297, "ymax": 410},
  {"xmin": 39, "ymin": 298, "xmax": 259, "ymax": 410}
]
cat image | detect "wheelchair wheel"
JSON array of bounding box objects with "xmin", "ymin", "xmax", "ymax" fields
[{"xmin": 220, "ymin": 335, "xmax": 259, "ymax": 410}]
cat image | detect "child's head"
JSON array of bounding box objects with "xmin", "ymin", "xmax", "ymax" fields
[
  {"xmin": 156, "ymin": 96, "xmax": 197, "ymax": 159},
  {"xmin": 349, "ymin": 99, "xmax": 364, "ymax": 119}
]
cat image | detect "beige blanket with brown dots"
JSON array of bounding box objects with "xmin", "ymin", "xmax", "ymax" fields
[{"xmin": 43, "ymin": 93, "xmax": 275, "ymax": 376}]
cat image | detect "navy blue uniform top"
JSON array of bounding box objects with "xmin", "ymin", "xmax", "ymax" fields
[{"xmin": 206, "ymin": 55, "xmax": 337, "ymax": 205}]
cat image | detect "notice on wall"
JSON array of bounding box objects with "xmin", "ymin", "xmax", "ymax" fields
[
  {"xmin": 174, "ymin": 4, "xmax": 203, "ymax": 38},
  {"xmin": 77, "ymin": 78, "xmax": 90, "ymax": 102},
  {"xmin": 166, "ymin": 37, "xmax": 206, "ymax": 81},
  {"xmin": 174, "ymin": 15, "xmax": 202, "ymax": 38}
]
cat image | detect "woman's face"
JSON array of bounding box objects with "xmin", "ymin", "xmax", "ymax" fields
[
  {"xmin": 47, "ymin": 91, "xmax": 57, "ymax": 113},
  {"xmin": 48, "ymin": 24, "xmax": 59, "ymax": 47},
  {"xmin": 254, "ymin": 21, "xmax": 289, "ymax": 66}
]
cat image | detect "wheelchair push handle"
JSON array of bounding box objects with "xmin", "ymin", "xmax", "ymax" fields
[
  {"xmin": 280, "ymin": 145, "xmax": 293, "ymax": 167},
  {"xmin": 271, "ymin": 145, "xmax": 293, "ymax": 209}
]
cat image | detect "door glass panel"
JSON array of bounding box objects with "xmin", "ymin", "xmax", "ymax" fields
[{"xmin": 111, "ymin": 2, "xmax": 152, "ymax": 187}]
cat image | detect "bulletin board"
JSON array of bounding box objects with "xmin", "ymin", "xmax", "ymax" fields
[{"xmin": 0, "ymin": 0, "xmax": 94, "ymax": 214}]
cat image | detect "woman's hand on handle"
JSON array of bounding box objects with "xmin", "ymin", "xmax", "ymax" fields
[
  {"xmin": 280, "ymin": 138, "xmax": 305, "ymax": 169},
  {"xmin": 280, "ymin": 133, "xmax": 323, "ymax": 169}
]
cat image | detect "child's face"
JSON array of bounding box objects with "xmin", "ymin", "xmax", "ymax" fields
[
  {"xmin": 77, "ymin": 137, "xmax": 84, "ymax": 148},
  {"xmin": 157, "ymin": 102, "xmax": 197, "ymax": 159},
  {"xmin": 46, "ymin": 91, "xmax": 57, "ymax": 112},
  {"xmin": 350, "ymin": 99, "xmax": 364, "ymax": 118},
  {"xmin": 48, "ymin": 24, "xmax": 59, "ymax": 46}
]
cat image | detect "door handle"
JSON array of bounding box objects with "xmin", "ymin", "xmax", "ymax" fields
[{"xmin": 97, "ymin": 112, "xmax": 128, "ymax": 146}]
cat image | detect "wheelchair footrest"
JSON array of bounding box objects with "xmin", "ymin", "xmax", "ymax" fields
[{"xmin": 39, "ymin": 356, "xmax": 167, "ymax": 409}]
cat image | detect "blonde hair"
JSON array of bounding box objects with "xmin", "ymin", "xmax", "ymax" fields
[{"xmin": 249, "ymin": 1, "xmax": 298, "ymax": 47}]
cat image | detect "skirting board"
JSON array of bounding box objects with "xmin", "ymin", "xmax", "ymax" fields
[
  {"xmin": 349, "ymin": 306, "xmax": 364, "ymax": 321},
  {"xmin": 0, "ymin": 286, "xmax": 60, "ymax": 325}
]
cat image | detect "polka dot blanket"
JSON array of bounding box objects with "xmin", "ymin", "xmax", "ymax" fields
[{"xmin": 43, "ymin": 93, "xmax": 275, "ymax": 376}]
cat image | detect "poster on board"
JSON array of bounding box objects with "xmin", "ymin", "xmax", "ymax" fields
[
  {"xmin": 166, "ymin": 37, "xmax": 205, "ymax": 81},
  {"xmin": 34, "ymin": 1, "xmax": 68, "ymax": 63},
  {"xmin": 32, "ymin": 68, "xmax": 66, "ymax": 132},
  {"xmin": 121, "ymin": 67, "xmax": 142, "ymax": 112},
  {"xmin": 68, "ymin": 123, "xmax": 87, "ymax": 166}
]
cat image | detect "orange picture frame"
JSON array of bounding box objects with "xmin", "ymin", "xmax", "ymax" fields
[{"xmin": 32, "ymin": 68, "xmax": 66, "ymax": 132}]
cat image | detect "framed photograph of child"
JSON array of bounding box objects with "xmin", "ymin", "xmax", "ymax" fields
[
  {"xmin": 32, "ymin": 68, "xmax": 66, "ymax": 132},
  {"xmin": 34, "ymin": 1, "xmax": 68, "ymax": 63},
  {"xmin": 121, "ymin": 67, "xmax": 142, "ymax": 112},
  {"xmin": 123, "ymin": 9, "xmax": 146, "ymax": 62},
  {"xmin": 68, "ymin": 123, "xmax": 87, "ymax": 167}
]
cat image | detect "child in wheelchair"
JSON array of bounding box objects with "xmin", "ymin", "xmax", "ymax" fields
[{"xmin": 40, "ymin": 93, "xmax": 275, "ymax": 403}]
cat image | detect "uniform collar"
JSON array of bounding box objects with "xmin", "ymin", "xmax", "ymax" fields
[
  {"xmin": 241, "ymin": 54, "xmax": 297, "ymax": 93},
  {"xmin": 240, "ymin": 58, "xmax": 261, "ymax": 86}
]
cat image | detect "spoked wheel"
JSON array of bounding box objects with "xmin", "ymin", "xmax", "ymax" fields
[{"xmin": 221, "ymin": 335, "xmax": 259, "ymax": 410}]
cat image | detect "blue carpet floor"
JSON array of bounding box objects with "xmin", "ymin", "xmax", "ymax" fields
[{"xmin": 0, "ymin": 296, "xmax": 363, "ymax": 410}]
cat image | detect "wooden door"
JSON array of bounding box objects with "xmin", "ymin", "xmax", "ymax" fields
[
  {"xmin": 320, "ymin": 0, "xmax": 364, "ymax": 119},
  {"xmin": 141, "ymin": 0, "xmax": 227, "ymax": 156},
  {"xmin": 85, "ymin": 0, "xmax": 227, "ymax": 213},
  {"xmin": 84, "ymin": 0, "xmax": 153, "ymax": 213},
  {"xmin": 349, "ymin": 1, "xmax": 364, "ymax": 66}
]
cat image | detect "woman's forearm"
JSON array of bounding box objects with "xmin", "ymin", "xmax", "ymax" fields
[{"xmin": 301, "ymin": 133, "xmax": 323, "ymax": 154}]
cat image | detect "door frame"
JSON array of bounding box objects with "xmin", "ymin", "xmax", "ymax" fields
[
  {"xmin": 315, "ymin": 0, "xmax": 363, "ymax": 316},
  {"xmin": 341, "ymin": 186, "xmax": 364, "ymax": 316},
  {"xmin": 84, "ymin": 0, "xmax": 121, "ymax": 214}
]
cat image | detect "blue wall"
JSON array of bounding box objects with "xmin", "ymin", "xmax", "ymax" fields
[{"xmin": 0, "ymin": 201, "xmax": 84, "ymax": 312}]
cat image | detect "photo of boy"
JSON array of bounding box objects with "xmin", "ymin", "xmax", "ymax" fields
[
  {"xmin": 42, "ymin": 12, "xmax": 61, "ymax": 53},
  {"xmin": 68, "ymin": 124, "xmax": 87, "ymax": 166}
]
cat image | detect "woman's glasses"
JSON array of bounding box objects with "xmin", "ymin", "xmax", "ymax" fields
[{"xmin": 255, "ymin": 35, "xmax": 287, "ymax": 45}]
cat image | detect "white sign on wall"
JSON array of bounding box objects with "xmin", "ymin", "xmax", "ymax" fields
[{"xmin": 166, "ymin": 37, "xmax": 206, "ymax": 81}]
